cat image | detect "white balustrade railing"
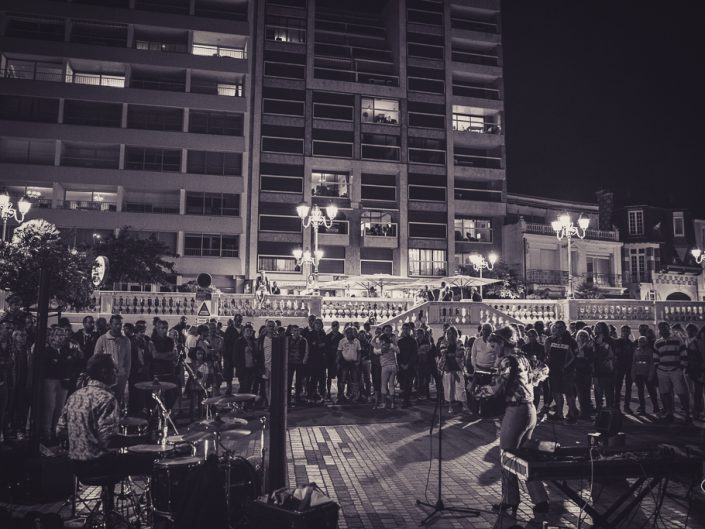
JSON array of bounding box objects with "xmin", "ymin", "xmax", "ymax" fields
[{"xmin": 320, "ymin": 297, "xmax": 414, "ymax": 324}]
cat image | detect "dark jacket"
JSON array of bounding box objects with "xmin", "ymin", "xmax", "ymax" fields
[
  {"xmin": 287, "ymin": 335, "xmax": 307, "ymax": 365},
  {"xmin": 304, "ymin": 330, "xmax": 327, "ymax": 366},
  {"xmin": 325, "ymin": 331, "xmax": 344, "ymax": 369},
  {"xmin": 233, "ymin": 336, "xmax": 262, "ymax": 374},
  {"xmin": 397, "ymin": 335, "xmax": 418, "ymax": 370}
]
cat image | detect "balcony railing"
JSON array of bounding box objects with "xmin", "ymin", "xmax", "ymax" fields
[
  {"xmin": 523, "ymin": 222, "xmax": 620, "ymax": 241},
  {"xmin": 450, "ymin": 17, "xmax": 498, "ymax": 33},
  {"xmin": 192, "ymin": 44, "xmax": 247, "ymax": 59},
  {"xmin": 526, "ymin": 269, "xmax": 622, "ymax": 288},
  {"xmin": 452, "ymin": 84, "xmax": 501, "ymax": 100},
  {"xmin": 314, "ymin": 67, "xmax": 399, "ymax": 87},
  {"xmin": 451, "ymin": 50, "xmax": 499, "ymax": 67},
  {"xmin": 454, "ymin": 153, "xmax": 502, "ymax": 169},
  {"xmin": 320, "ymin": 298, "xmax": 413, "ymax": 323},
  {"xmin": 62, "ymin": 200, "xmax": 117, "ymax": 212},
  {"xmin": 1, "ymin": 67, "xmax": 64, "ymax": 83},
  {"xmin": 362, "ymin": 222, "xmax": 398, "ymax": 238},
  {"xmin": 136, "ymin": 40, "xmax": 188, "ymax": 54},
  {"xmin": 526, "ymin": 269, "xmax": 568, "ymax": 285},
  {"xmin": 124, "ymin": 203, "xmax": 179, "ymax": 214},
  {"xmin": 312, "ymin": 184, "xmax": 350, "ymax": 200}
]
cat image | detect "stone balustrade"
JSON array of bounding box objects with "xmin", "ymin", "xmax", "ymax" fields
[
  {"xmin": 320, "ymin": 297, "xmax": 414, "ymax": 324},
  {"xmin": 484, "ymin": 300, "xmax": 567, "ymax": 324}
]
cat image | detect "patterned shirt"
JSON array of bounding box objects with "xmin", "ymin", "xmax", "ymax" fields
[
  {"xmin": 653, "ymin": 336, "xmax": 687, "ymax": 372},
  {"xmin": 56, "ymin": 380, "xmax": 119, "ymax": 461},
  {"xmin": 495, "ymin": 353, "xmax": 548, "ymax": 404}
]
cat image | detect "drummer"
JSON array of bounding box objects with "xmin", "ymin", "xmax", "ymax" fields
[{"xmin": 56, "ymin": 354, "xmax": 143, "ymax": 488}]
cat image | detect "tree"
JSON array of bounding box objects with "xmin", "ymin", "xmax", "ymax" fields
[
  {"xmin": 0, "ymin": 219, "xmax": 95, "ymax": 309},
  {"xmin": 573, "ymin": 280, "xmax": 605, "ymax": 299},
  {"xmin": 482, "ymin": 263, "xmax": 526, "ymax": 299},
  {"xmin": 94, "ymin": 227, "xmax": 177, "ymax": 288}
]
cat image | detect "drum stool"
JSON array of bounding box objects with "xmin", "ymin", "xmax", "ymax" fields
[{"xmin": 69, "ymin": 473, "xmax": 140, "ymax": 529}]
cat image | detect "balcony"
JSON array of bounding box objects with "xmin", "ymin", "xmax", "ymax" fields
[
  {"xmin": 450, "ymin": 17, "xmax": 498, "ymax": 34},
  {"xmin": 451, "ymin": 50, "xmax": 499, "ymax": 67},
  {"xmin": 61, "ymin": 200, "xmax": 117, "ymax": 212},
  {"xmin": 452, "ymin": 114, "xmax": 502, "ymax": 135},
  {"xmin": 452, "ymin": 83, "xmax": 501, "ymax": 101},
  {"xmin": 526, "ymin": 269, "xmax": 568, "ymax": 286},
  {"xmin": 192, "ymin": 44, "xmax": 247, "ymax": 59},
  {"xmin": 526, "ymin": 269, "xmax": 622, "ymax": 289},
  {"xmin": 318, "ymin": 220, "xmax": 350, "ymax": 245},
  {"xmin": 522, "ymin": 222, "xmax": 620, "ymax": 242},
  {"xmin": 453, "ymin": 152, "xmax": 502, "ymax": 169}
]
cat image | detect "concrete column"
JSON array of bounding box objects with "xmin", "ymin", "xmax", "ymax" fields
[
  {"xmin": 126, "ymin": 25, "xmax": 134, "ymax": 48},
  {"xmin": 179, "ymin": 189, "xmax": 186, "ymax": 215},
  {"xmin": 177, "ymin": 231, "xmax": 185, "ymax": 255},
  {"xmin": 121, "ymin": 103, "xmax": 128, "ymax": 128},
  {"xmin": 57, "ymin": 99, "xmax": 64, "ymax": 124},
  {"xmin": 54, "ymin": 140, "xmax": 61, "ymax": 166},
  {"xmin": 118, "ymin": 144, "xmax": 126, "ymax": 169},
  {"xmin": 52, "ymin": 183, "xmax": 64, "ymax": 208},
  {"xmin": 116, "ymin": 185, "xmax": 124, "ymax": 212}
]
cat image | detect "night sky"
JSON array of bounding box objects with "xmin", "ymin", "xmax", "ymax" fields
[{"xmin": 501, "ymin": 1, "xmax": 705, "ymax": 216}]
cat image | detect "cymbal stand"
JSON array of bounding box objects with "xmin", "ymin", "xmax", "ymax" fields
[
  {"xmin": 152, "ymin": 389, "xmax": 178, "ymax": 446},
  {"xmin": 178, "ymin": 354, "xmax": 212, "ymax": 420}
]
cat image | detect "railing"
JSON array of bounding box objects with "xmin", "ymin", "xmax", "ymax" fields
[
  {"xmin": 320, "ymin": 297, "xmax": 414, "ymax": 324},
  {"xmin": 136, "ymin": 40, "xmax": 188, "ymax": 54},
  {"xmin": 450, "ymin": 17, "xmax": 498, "ymax": 33},
  {"xmin": 526, "ymin": 269, "xmax": 568, "ymax": 285},
  {"xmin": 1, "ymin": 67, "xmax": 64, "ymax": 83},
  {"xmin": 451, "ymin": 50, "xmax": 499, "ymax": 67},
  {"xmin": 314, "ymin": 67, "xmax": 399, "ymax": 87},
  {"xmin": 72, "ymin": 73, "xmax": 126, "ymax": 88},
  {"xmin": 218, "ymin": 294, "xmax": 313, "ymax": 318},
  {"xmin": 452, "ymin": 115, "xmax": 502, "ymax": 134},
  {"xmin": 454, "ymin": 154, "xmax": 502, "ymax": 169},
  {"xmin": 62, "ymin": 200, "xmax": 118, "ymax": 212},
  {"xmin": 192, "ymin": 44, "xmax": 247, "ymax": 59},
  {"xmin": 485, "ymin": 300, "xmax": 567, "ymax": 325},
  {"xmin": 523, "ymin": 222, "xmax": 620, "ymax": 241},
  {"xmin": 452, "ymin": 84, "xmax": 501, "ymax": 100},
  {"xmin": 362, "ymin": 223, "xmax": 398, "ymax": 238}
]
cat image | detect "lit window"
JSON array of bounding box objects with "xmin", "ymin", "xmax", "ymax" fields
[
  {"xmin": 361, "ymin": 98, "xmax": 399, "ymax": 125},
  {"xmin": 673, "ymin": 212, "xmax": 685, "ymax": 237}
]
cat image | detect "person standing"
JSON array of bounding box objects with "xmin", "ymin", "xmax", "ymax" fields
[
  {"xmin": 438, "ymin": 326, "xmax": 468, "ymax": 415},
  {"xmin": 303, "ymin": 319, "xmax": 327, "ymax": 404},
  {"xmin": 223, "ymin": 315, "xmax": 243, "ymax": 395},
  {"xmin": 72, "ymin": 316, "xmax": 98, "ymax": 371},
  {"xmin": 613, "ymin": 325, "xmax": 636, "ymax": 413},
  {"xmin": 325, "ymin": 322, "xmax": 344, "ymax": 401},
  {"xmin": 544, "ymin": 321, "xmax": 578, "ymax": 424},
  {"xmin": 94, "ymin": 315, "xmax": 131, "ymax": 408},
  {"xmin": 358, "ymin": 330, "xmax": 373, "ymax": 401},
  {"xmin": 573, "ymin": 330, "xmax": 595, "ymax": 420},
  {"xmin": 593, "ymin": 322, "xmax": 616, "ymax": 411},
  {"xmin": 522, "ymin": 329, "xmax": 549, "ymax": 411},
  {"xmin": 485, "ymin": 327, "xmax": 549, "ymax": 516},
  {"xmin": 336, "ymin": 326, "xmax": 361, "ymax": 404},
  {"xmin": 370, "ymin": 328, "xmax": 384, "ymax": 407},
  {"xmin": 150, "ymin": 320, "xmax": 178, "ymax": 410},
  {"xmin": 396, "ymin": 323, "xmax": 417, "ymax": 408},
  {"xmin": 0, "ymin": 322, "xmax": 13, "ymax": 442},
  {"xmin": 11, "ymin": 328, "xmax": 31, "ymax": 437},
  {"xmin": 631, "ymin": 336, "xmax": 660, "ymax": 414},
  {"xmin": 378, "ymin": 333, "xmax": 399, "ymax": 409},
  {"xmin": 234, "ymin": 325, "xmax": 259, "ymax": 395},
  {"xmin": 42, "ymin": 327, "xmax": 80, "ymax": 443},
  {"xmin": 685, "ymin": 325, "xmax": 704, "ymax": 420},
  {"xmin": 415, "ymin": 328, "xmax": 433, "ymax": 401},
  {"xmin": 286, "ymin": 325, "xmax": 307, "ymax": 406},
  {"xmin": 654, "ymin": 322, "xmax": 691, "ymax": 424}
]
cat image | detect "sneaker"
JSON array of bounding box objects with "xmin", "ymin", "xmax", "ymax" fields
[{"xmin": 623, "ymin": 406, "xmax": 633, "ymax": 414}]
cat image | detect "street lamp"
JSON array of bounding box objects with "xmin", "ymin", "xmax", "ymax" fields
[
  {"xmin": 691, "ymin": 248, "xmax": 704, "ymax": 265},
  {"xmin": 551, "ymin": 213, "xmax": 590, "ymax": 299},
  {"xmin": 0, "ymin": 192, "xmax": 32, "ymax": 241},
  {"xmin": 294, "ymin": 203, "xmax": 338, "ymax": 292},
  {"xmin": 469, "ymin": 251, "xmax": 498, "ymax": 301}
]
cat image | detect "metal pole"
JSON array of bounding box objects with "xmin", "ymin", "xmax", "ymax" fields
[
  {"xmin": 267, "ymin": 335, "xmax": 288, "ymax": 492},
  {"xmin": 567, "ymin": 235, "xmax": 573, "ymax": 299},
  {"xmin": 478, "ymin": 265, "xmax": 483, "ymax": 301},
  {"xmin": 313, "ymin": 224, "xmax": 320, "ymax": 291},
  {"xmin": 2, "ymin": 218, "xmax": 7, "ymax": 241},
  {"xmin": 30, "ymin": 267, "xmax": 51, "ymax": 455}
]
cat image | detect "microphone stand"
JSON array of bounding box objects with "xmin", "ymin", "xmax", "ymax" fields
[
  {"xmin": 416, "ymin": 368, "xmax": 480, "ymax": 525},
  {"xmin": 151, "ymin": 386, "xmax": 178, "ymax": 446}
]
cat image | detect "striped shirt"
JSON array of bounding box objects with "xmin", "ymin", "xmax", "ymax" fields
[{"xmin": 653, "ymin": 336, "xmax": 687, "ymax": 371}]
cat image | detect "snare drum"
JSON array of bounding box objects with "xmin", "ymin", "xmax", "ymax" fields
[
  {"xmin": 119, "ymin": 417, "xmax": 149, "ymax": 438},
  {"xmin": 152, "ymin": 456, "xmax": 204, "ymax": 517},
  {"xmin": 127, "ymin": 443, "xmax": 175, "ymax": 457}
]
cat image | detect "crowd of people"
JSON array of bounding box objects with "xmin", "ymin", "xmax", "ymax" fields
[{"xmin": 1, "ymin": 289, "xmax": 705, "ymax": 448}]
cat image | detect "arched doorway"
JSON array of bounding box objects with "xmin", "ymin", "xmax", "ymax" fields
[{"xmin": 666, "ymin": 292, "xmax": 691, "ymax": 301}]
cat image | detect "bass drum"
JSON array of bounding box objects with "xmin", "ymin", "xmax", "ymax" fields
[
  {"xmin": 222, "ymin": 456, "xmax": 262, "ymax": 528},
  {"xmin": 152, "ymin": 456, "xmax": 204, "ymax": 518}
]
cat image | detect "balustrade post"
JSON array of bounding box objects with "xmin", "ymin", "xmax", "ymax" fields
[{"xmin": 308, "ymin": 296, "xmax": 322, "ymax": 317}]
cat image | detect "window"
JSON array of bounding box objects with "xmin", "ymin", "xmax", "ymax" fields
[
  {"xmin": 64, "ymin": 100, "xmax": 123, "ymax": 127},
  {"xmin": 627, "ymin": 210, "xmax": 644, "ymax": 236},
  {"xmin": 4, "ymin": 59, "xmax": 62, "ymax": 82},
  {"xmin": 454, "ymin": 146, "xmax": 502, "ymax": 169},
  {"xmin": 265, "ymin": 15, "xmax": 306, "ymax": 43},
  {"xmin": 127, "ymin": 105, "xmax": 183, "ymax": 131},
  {"xmin": 407, "ymin": 66, "xmax": 444, "ymax": 94},
  {"xmin": 259, "ymin": 255, "xmax": 298, "ymax": 272},
  {"xmin": 0, "ymin": 95, "xmax": 59, "ymax": 123},
  {"xmin": 0, "ymin": 138, "xmax": 55, "ymax": 165},
  {"xmin": 361, "ymin": 211, "xmax": 397, "ymax": 238},
  {"xmin": 452, "ymin": 112, "xmax": 501, "ymax": 134},
  {"xmin": 408, "ymin": 137, "xmax": 446, "ymax": 165},
  {"xmin": 454, "ymin": 180, "xmax": 503, "ymax": 202},
  {"xmin": 361, "ymin": 260, "xmax": 393, "ymax": 274},
  {"xmin": 312, "ymin": 129, "xmax": 353, "ymax": 158},
  {"xmin": 361, "ymin": 173, "xmax": 396, "ymax": 202},
  {"xmin": 185, "ymin": 192, "xmax": 240, "ymax": 216},
  {"xmin": 61, "ymin": 142, "xmax": 120, "ymax": 169},
  {"xmin": 184, "ymin": 234, "xmax": 239, "ymax": 257},
  {"xmin": 409, "ymin": 222, "xmax": 446, "ymax": 239},
  {"xmin": 71, "ymin": 20, "xmax": 127, "ymax": 47},
  {"xmin": 260, "ymin": 162, "xmax": 304, "ymax": 193},
  {"xmin": 312, "ymin": 171, "xmax": 349, "ymax": 198},
  {"xmin": 261, "ymin": 125, "xmax": 304, "ymax": 154},
  {"xmin": 408, "ymin": 185, "xmax": 445, "ymax": 202},
  {"xmin": 187, "ymin": 150, "xmax": 242, "ymax": 176},
  {"xmin": 5, "ymin": 15, "xmax": 65, "ymax": 41},
  {"xmin": 361, "ymin": 98, "xmax": 399, "ymax": 125},
  {"xmin": 629, "ymin": 248, "xmax": 648, "ymax": 283},
  {"xmin": 125, "ymin": 146, "xmax": 181, "ymax": 172},
  {"xmin": 259, "ymin": 214, "xmax": 302, "ymax": 232},
  {"xmin": 361, "ymin": 134, "xmax": 400, "ymax": 161},
  {"xmin": 313, "ymin": 92, "xmax": 355, "ymax": 121},
  {"xmin": 673, "ymin": 212, "xmax": 685, "ymax": 237},
  {"xmin": 264, "ymin": 50, "xmax": 306, "ymax": 79},
  {"xmin": 454, "ymin": 218, "xmax": 492, "ymax": 242},
  {"xmin": 262, "ymin": 87, "xmax": 305, "ymax": 116},
  {"xmin": 318, "ymin": 246, "xmax": 345, "ymax": 274},
  {"xmin": 409, "ymin": 249, "xmax": 446, "ymax": 277},
  {"xmin": 189, "ymin": 111, "xmax": 243, "ymax": 135},
  {"xmin": 408, "ymin": 101, "xmax": 445, "ymax": 129}
]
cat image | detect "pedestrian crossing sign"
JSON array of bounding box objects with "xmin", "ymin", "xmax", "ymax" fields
[{"xmin": 197, "ymin": 301, "xmax": 211, "ymax": 317}]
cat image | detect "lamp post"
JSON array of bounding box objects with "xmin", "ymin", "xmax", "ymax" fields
[
  {"xmin": 551, "ymin": 213, "xmax": 589, "ymax": 299},
  {"xmin": 0, "ymin": 192, "xmax": 32, "ymax": 241},
  {"xmin": 691, "ymin": 248, "xmax": 704, "ymax": 265},
  {"xmin": 469, "ymin": 252, "xmax": 498, "ymax": 301},
  {"xmin": 294, "ymin": 203, "xmax": 338, "ymax": 293}
]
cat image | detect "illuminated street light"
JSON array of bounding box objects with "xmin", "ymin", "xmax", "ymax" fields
[
  {"xmin": 0, "ymin": 192, "xmax": 32, "ymax": 241},
  {"xmin": 469, "ymin": 252, "xmax": 498, "ymax": 301},
  {"xmin": 294, "ymin": 203, "xmax": 337, "ymax": 293},
  {"xmin": 552, "ymin": 213, "xmax": 589, "ymax": 299}
]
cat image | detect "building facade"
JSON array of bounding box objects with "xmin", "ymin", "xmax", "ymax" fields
[
  {"xmin": 0, "ymin": 0, "xmax": 251, "ymax": 291},
  {"xmin": 503, "ymin": 193, "xmax": 624, "ymax": 298},
  {"xmin": 248, "ymin": 0, "xmax": 506, "ymax": 288}
]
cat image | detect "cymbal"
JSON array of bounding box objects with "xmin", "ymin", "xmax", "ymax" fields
[
  {"xmin": 135, "ymin": 380, "xmax": 177, "ymax": 391},
  {"xmin": 181, "ymin": 430, "xmax": 210, "ymax": 443},
  {"xmin": 219, "ymin": 428, "xmax": 253, "ymax": 439},
  {"xmin": 202, "ymin": 396, "xmax": 224, "ymax": 405},
  {"xmin": 187, "ymin": 416, "xmax": 250, "ymax": 435},
  {"xmin": 216, "ymin": 393, "xmax": 258, "ymax": 403}
]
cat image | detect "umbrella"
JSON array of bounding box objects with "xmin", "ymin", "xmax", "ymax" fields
[
  {"xmin": 318, "ymin": 274, "xmax": 420, "ymax": 295},
  {"xmin": 441, "ymin": 275, "xmax": 503, "ymax": 289}
]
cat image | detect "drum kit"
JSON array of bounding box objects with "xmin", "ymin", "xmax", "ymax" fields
[{"xmin": 110, "ymin": 380, "xmax": 264, "ymax": 527}]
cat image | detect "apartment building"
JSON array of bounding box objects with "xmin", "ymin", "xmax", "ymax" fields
[
  {"xmin": 248, "ymin": 0, "xmax": 506, "ymax": 288},
  {"xmin": 0, "ymin": 0, "xmax": 251, "ymax": 291}
]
